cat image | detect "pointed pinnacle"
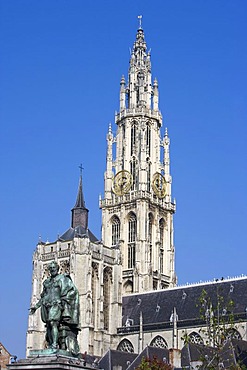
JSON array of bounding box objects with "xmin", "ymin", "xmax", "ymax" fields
[{"xmin": 108, "ymin": 122, "xmax": 112, "ymax": 134}]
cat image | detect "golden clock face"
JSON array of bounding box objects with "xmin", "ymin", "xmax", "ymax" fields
[
  {"xmin": 152, "ymin": 172, "xmax": 166, "ymax": 198},
  {"xmin": 112, "ymin": 170, "xmax": 132, "ymax": 196}
]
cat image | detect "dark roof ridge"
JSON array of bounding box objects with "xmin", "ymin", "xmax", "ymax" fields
[{"xmin": 123, "ymin": 275, "xmax": 247, "ymax": 298}]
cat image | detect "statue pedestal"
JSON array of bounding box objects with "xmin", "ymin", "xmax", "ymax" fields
[{"xmin": 7, "ymin": 351, "xmax": 94, "ymax": 370}]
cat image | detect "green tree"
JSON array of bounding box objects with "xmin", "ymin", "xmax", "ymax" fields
[
  {"xmin": 182, "ymin": 288, "xmax": 242, "ymax": 369},
  {"xmin": 198, "ymin": 288, "xmax": 236, "ymax": 348}
]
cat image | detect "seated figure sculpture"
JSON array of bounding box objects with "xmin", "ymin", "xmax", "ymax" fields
[{"xmin": 30, "ymin": 261, "xmax": 80, "ymax": 355}]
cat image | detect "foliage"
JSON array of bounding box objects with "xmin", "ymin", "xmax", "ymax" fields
[
  {"xmin": 135, "ymin": 356, "xmax": 172, "ymax": 370},
  {"xmin": 197, "ymin": 288, "xmax": 236, "ymax": 348},
  {"xmin": 182, "ymin": 287, "xmax": 243, "ymax": 369}
]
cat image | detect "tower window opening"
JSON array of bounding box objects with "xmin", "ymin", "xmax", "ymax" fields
[
  {"xmin": 130, "ymin": 159, "xmax": 137, "ymax": 191},
  {"xmin": 159, "ymin": 218, "xmax": 165, "ymax": 248},
  {"xmin": 131, "ymin": 124, "xmax": 137, "ymax": 156},
  {"xmin": 150, "ymin": 244, "xmax": 152, "ymax": 263},
  {"xmin": 128, "ymin": 244, "xmax": 136, "ymax": 268},
  {"xmin": 128, "ymin": 213, "xmax": 136, "ymax": 269},
  {"xmin": 92, "ymin": 263, "xmax": 98, "ymax": 327},
  {"xmin": 146, "ymin": 125, "xmax": 151, "ymax": 157},
  {"xmin": 103, "ymin": 267, "xmax": 112, "ymax": 331},
  {"xmin": 148, "ymin": 213, "xmax": 153, "ymax": 243},
  {"xmin": 111, "ymin": 216, "xmax": 120, "ymax": 247},
  {"xmin": 128, "ymin": 213, "xmax": 137, "ymax": 243},
  {"xmin": 160, "ymin": 249, "xmax": 164, "ymax": 274},
  {"xmin": 148, "ymin": 214, "xmax": 153, "ymax": 263},
  {"xmin": 147, "ymin": 161, "xmax": 151, "ymax": 192}
]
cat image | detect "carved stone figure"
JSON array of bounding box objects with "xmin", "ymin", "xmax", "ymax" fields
[{"xmin": 30, "ymin": 261, "xmax": 80, "ymax": 355}]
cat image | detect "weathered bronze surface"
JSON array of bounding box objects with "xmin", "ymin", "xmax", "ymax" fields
[{"xmin": 30, "ymin": 261, "xmax": 80, "ymax": 356}]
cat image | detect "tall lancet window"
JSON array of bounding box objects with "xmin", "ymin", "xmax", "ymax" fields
[
  {"xmin": 131, "ymin": 123, "xmax": 137, "ymax": 156},
  {"xmin": 159, "ymin": 218, "xmax": 165, "ymax": 248},
  {"xmin": 111, "ymin": 216, "xmax": 120, "ymax": 247},
  {"xmin": 159, "ymin": 219, "xmax": 165, "ymax": 274},
  {"xmin": 147, "ymin": 161, "xmax": 151, "ymax": 192},
  {"xmin": 128, "ymin": 212, "xmax": 137, "ymax": 268},
  {"xmin": 103, "ymin": 267, "xmax": 112, "ymax": 331},
  {"xmin": 92, "ymin": 262, "xmax": 98, "ymax": 327},
  {"xmin": 130, "ymin": 158, "xmax": 137, "ymax": 190},
  {"xmin": 160, "ymin": 249, "xmax": 164, "ymax": 274},
  {"xmin": 146, "ymin": 125, "xmax": 151, "ymax": 157},
  {"xmin": 148, "ymin": 213, "xmax": 153, "ymax": 263}
]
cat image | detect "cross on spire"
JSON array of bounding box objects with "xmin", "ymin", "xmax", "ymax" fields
[{"xmin": 79, "ymin": 163, "xmax": 84, "ymax": 177}]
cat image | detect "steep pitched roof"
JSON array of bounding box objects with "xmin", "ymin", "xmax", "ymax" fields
[
  {"xmin": 126, "ymin": 346, "xmax": 169, "ymax": 370},
  {"xmin": 119, "ymin": 277, "xmax": 247, "ymax": 333},
  {"xmin": 99, "ymin": 349, "xmax": 137, "ymax": 370}
]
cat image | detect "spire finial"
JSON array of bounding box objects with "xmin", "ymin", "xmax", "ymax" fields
[
  {"xmin": 137, "ymin": 15, "xmax": 143, "ymax": 29},
  {"xmin": 79, "ymin": 163, "xmax": 84, "ymax": 178}
]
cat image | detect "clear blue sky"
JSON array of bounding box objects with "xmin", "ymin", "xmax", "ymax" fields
[{"xmin": 0, "ymin": 0, "xmax": 246, "ymax": 359}]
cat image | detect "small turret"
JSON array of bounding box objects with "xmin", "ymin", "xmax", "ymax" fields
[
  {"xmin": 120, "ymin": 75, "xmax": 126, "ymax": 110},
  {"xmin": 153, "ymin": 78, "xmax": 159, "ymax": 110},
  {"xmin": 71, "ymin": 169, "xmax": 89, "ymax": 229}
]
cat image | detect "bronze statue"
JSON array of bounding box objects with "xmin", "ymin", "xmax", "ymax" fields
[{"xmin": 30, "ymin": 261, "xmax": 80, "ymax": 355}]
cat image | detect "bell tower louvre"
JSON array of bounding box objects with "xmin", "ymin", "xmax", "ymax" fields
[{"xmin": 100, "ymin": 21, "xmax": 177, "ymax": 294}]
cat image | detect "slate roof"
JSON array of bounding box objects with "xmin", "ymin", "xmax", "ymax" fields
[
  {"xmin": 181, "ymin": 343, "xmax": 218, "ymax": 368},
  {"xmin": 59, "ymin": 225, "xmax": 98, "ymax": 243},
  {"xmin": 99, "ymin": 349, "xmax": 137, "ymax": 370},
  {"xmin": 119, "ymin": 277, "xmax": 247, "ymax": 334},
  {"xmin": 220, "ymin": 338, "xmax": 247, "ymax": 368},
  {"xmin": 126, "ymin": 346, "xmax": 169, "ymax": 370},
  {"xmin": 181, "ymin": 339, "xmax": 247, "ymax": 368}
]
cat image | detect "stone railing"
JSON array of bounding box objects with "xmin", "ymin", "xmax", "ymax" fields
[
  {"xmin": 115, "ymin": 107, "xmax": 162, "ymax": 123},
  {"xmin": 92, "ymin": 251, "xmax": 101, "ymax": 260},
  {"xmin": 58, "ymin": 250, "xmax": 70, "ymax": 258},
  {"xmin": 100, "ymin": 191, "xmax": 176, "ymax": 212},
  {"xmin": 41, "ymin": 252, "xmax": 56, "ymax": 261}
]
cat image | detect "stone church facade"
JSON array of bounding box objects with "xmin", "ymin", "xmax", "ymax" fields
[{"xmin": 26, "ymin": 24, "xmax": 247, "ymax": 361}]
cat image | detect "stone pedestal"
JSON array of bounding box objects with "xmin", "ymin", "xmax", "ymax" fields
[{"xmin": 7, "ymin": 350, "xmax": 95, "ymax": 370}]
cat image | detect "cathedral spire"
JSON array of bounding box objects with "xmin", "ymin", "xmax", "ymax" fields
[
  {"xmin": 71, "ymin": 166, "xmax": 88, "ymax": 229},
  {"xmin": 124, "ymin": 19, "xmax": 155, "ymax": 111}
]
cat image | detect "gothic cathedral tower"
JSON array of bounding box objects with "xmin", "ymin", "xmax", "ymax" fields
[{"xmin": 100, "ymin": 24, "xmax": 176, "ymax": 294}]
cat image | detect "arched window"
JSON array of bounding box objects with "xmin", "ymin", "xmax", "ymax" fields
[
  {"xmin": 150, "ymin": 335, "xmax": 168, "ymax": 348},
  {"xmin": 188, "ymin": 332, "xmax": 204, "ymax": 345},
  {"xmin": 111, "ymin": 216, "xmax": 120, "ymax": 247},
  {"xmin": 226, "ymin": 328, "xmax": 241, "ymax": 340},
  {"xmin": 128, "ymin": 213, "xmax": 137, "ymax": 268},
  {"xmin": 159, "ymin": 218, "xmax": 165, "ymax": 248},
  {"xmin": 117, "ymin": 339, "xmax": 134, "ymax": 353},
  {"xmin": 103, "ymin": 267, "xmax": 112, "ymax": 331},
  {"xmin": 123, "ymin": 280, "xmax": 133, "ymax": 295},
  {"xmin": 131, "ymin": 123, "xmax": 137, "ymax": 156},
  {"xmin": 128, "ymin": 213, "xmax": 137, "ymax": 243}
]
